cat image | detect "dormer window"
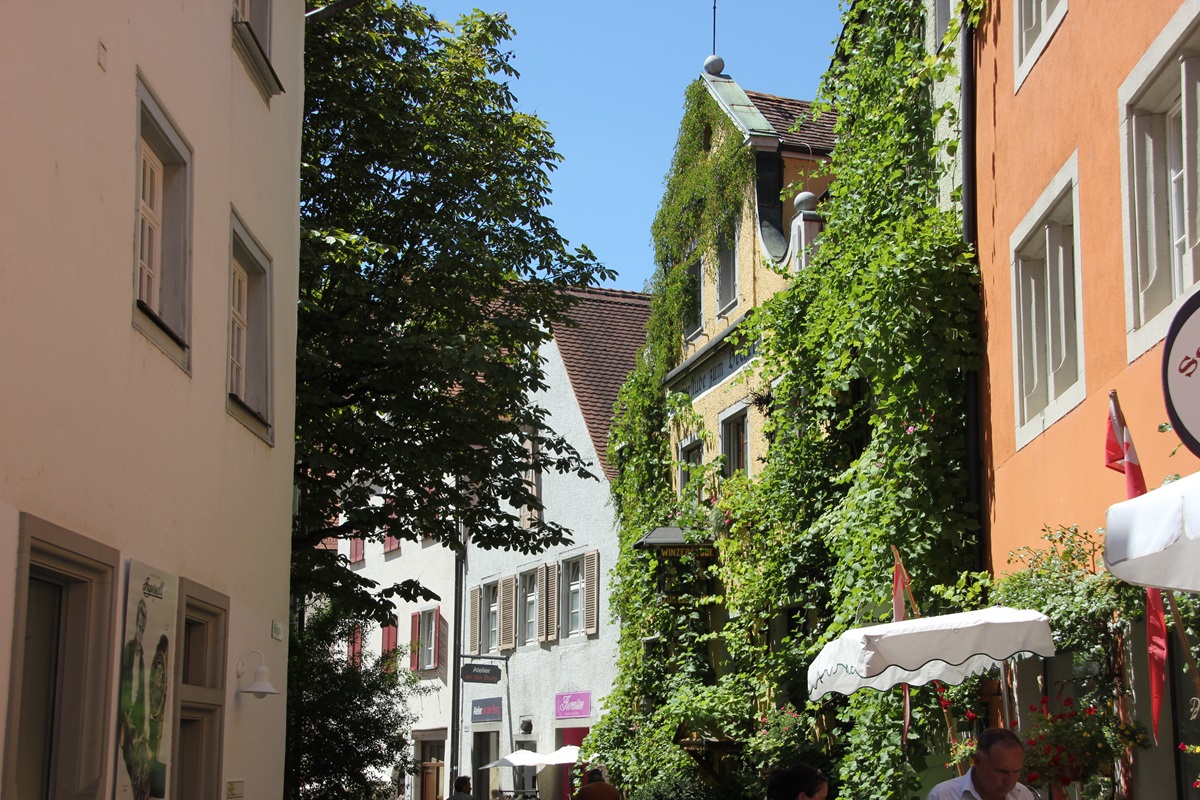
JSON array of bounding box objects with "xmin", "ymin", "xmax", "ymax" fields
[{"xmin": 717, "ymin": 233, "xmax": 737, "ymax": 314}]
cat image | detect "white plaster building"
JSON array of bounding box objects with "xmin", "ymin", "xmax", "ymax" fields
[
  {"xmin": 0, "ymin": 1, "xmax": 304, "ymax": 798},
  {"xmin": 458, "ymin": 288, "xmax": 651, "ymax": 800}
]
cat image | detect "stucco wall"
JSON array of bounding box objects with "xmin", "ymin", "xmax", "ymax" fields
[
  {"xmin": 0, "ymin": 0, "xmax": 303, "ymax": 795},
  {"xmin": 458, "ymin": 339, "xmax": 621, "ymax": 800}
]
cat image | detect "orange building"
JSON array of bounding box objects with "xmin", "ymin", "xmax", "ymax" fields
[{"xmin": 975, "ymin": 0, "xmax": 1200, "ymax": 792}]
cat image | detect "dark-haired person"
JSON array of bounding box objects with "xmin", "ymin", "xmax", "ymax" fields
[
  {"xmin": 927, "ymin": 728, "xmax": 1034, "ymax": 800},
  {"xmin": 450, "ymin": 775, "xmax": 474, "ymax": 800},
  {"xmin": 575, "ymin": 768, "xmax": 619, "ymax": 800},
  {"xmin": 767, "ymin": 763, "xmax": 828, "ymax": 800}
]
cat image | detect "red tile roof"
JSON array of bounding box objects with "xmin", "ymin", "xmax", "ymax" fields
[
  {"xmin": 551, "ymin": 287, "xmax": 652, "ymax": 481},
  {"xmin": 744, "ymin": 91, "xmax": 838, "ymax": 154}
]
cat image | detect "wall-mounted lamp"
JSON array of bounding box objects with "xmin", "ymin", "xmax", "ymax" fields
[{"xmin": 237, "ymin": 649, "xmax": 280, "ymax": 698}]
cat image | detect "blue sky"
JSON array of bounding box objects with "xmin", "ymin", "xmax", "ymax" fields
[{"xmin": 422, "ymin": 1, "xmax": 847, "ymax": 292}]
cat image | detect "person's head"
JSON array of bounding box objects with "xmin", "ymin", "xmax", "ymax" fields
[
  {"xmin": 971, "ymin": 728, "xmax": 1025, "ymax": 800},
  {"xmin": 586, "ymin": 769, "xmax": 605, "ymax": 783},
  {"xmin": 767, "ymin": 763, "xmax": 828, "ymax": 800},
  {"xmin": 454, "ymin": 776, "xmax": 471, "ymax": 794}
]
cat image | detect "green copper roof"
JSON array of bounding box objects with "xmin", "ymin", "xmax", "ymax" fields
[{"xmin": 700, "ymin": 71, "xmax": 779, "ymax": 150}]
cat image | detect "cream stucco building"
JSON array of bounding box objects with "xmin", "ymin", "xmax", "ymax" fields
[{"xmin": 0, "ymin": 1, "xmax": 303, "ymax": 798}]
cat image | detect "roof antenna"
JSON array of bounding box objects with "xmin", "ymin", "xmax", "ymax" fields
[{"xmin": 703, "ymin": 0, "xmax": 725, "ymax": 75}]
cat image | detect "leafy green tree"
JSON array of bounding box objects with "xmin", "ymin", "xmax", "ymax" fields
[
  {"xmin": 295, "ymin": 1, "xmax": 612, "ymax": 620},
  {"xmin": 284, "ymin": 603, "xmax": 428, "ymax": 800}
]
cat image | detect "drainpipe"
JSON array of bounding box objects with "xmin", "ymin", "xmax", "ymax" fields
[
  {"xmin": 449, "ymin": 540, "xmax": 465, "ymax": 788},
  {"xmin": 960, "ymin": 6, "xmax": 985, "ymax": 575}
]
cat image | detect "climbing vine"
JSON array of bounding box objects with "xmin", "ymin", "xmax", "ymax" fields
[{"xmin": 590, "ymin": 3, "xmax": 985, "ymax": 799}]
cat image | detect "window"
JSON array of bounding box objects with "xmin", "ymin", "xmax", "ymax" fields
[
  {"xmin": 173, "ymin": 580, "xmax": 229, "ymax": 800},
  {"xmin": 564, "ymin": 558, "xmax": 585, "ymax": 637},
  {"xmin": 679, "ymin": 440, "xmax": 703, "ymax": 499},
  {"xmin": 383, "ymin": 534, "xmax": 401, "ymax": 554},
  {"xmin": 232, "ymin": 0, "xmax": 284, "ymax": 97},
  {"xmin": 349, "ymin": 536, "xmax": 365, "ymax": 563},
  {"xmin": 717, "ymin": 233, "xmax": 737, "ymax": 314},
  {"xmin": 1010, "ymin": 153, "xmax": 1084, "ymax": 448},
  {"xmin": 933, "ymin": 0, "xmax": 952, "ymax": 48},
  {"xmin": 519, "ymin": 571, "xmax": 538, "ymax": 646},
  {"xmin": 520, "ymin": 433, "xmax": 541, "ymax": 529},
  {"xmin": 536, "ymin": 562, "xmax": 559, "ymax": 643},
  {"xmin": 684, "ymin": 261, "xmax": 703, "ymax": 339},
  {"xmin": 560, "ymin": 552, "xmax": 600, "ymax": 639},
  {"xmin": 133, "ymin": 76, "xmax": 192, "ymax": 367},
  {"xmin": 347, "ymin": 624, "xmax": 363, "ymax": 666},
  {"xmin": 1120, "ymin": 12, "xmax": 1200, "ymax": 359},
  {"xmin": 411, "ymin": 608, "xmax": 443, "ymax": 671},
  {"xmin": 1013, "ymin": 0, "xmax": 1067, "ymax": 90},
  {"xmin": 4, "ymin": 515, "xmax": 119, "ymax": 800},
  {"xmin": 227, "ymin": 213, "xmax": 273, "ymax": 439},
  {"xmin": 483, "ymin": 583, "xmax": 499, "ymax": 653},
  {"xmin": 720, "ymin": 409, "xmax": 748, "ymax": 477}
]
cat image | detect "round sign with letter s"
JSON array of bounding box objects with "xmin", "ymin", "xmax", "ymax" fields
[{"xmin": 1163, "ymin": 288, "xmax": 1200, "ymax": 459}]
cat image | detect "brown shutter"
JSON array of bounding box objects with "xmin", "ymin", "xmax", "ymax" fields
[
  {"xmin": 436, "ymin": 607, "xmax": 446, "ymax": 669},
  {"xmin": 583, "ymin": 550, "xmax": 599, "ymax": 635},
  {"xmin": 499, "ymin": 575, "xmax": 516, "ymax": 651},
  {"xmin": 410, "ymin": 612, "xmax": 421, "ymax": 671},
  {"xmin": 540, "ymin": 562, "xmax": 559, "ymax": 643},
  {"xmin": 468, "ymin": 585, "xmax": 480, "ymax": 655}
]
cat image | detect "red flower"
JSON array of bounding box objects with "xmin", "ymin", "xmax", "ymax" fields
[
  {"xmin": 966, "ymin": 710, "xmax": 978, "ymax": 721},
  {"xmin": 1025, "ymin": 772, "xmax": 1041, "ymax": 782},
  {"xmin": 940, "ymin": 698, "xmax": 951, "ymax": 709},
  {"xmin": 1062, "ymin": 697, "xmax": 1073, "ymax": 707},
  {"xmin": 1086, "ymin": 707, "xmax": 1097, "ymax": 716}
]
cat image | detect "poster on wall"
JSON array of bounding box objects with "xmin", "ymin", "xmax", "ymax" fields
[{"xmin": 115, "ymin": 560, "xmax": 178, "ymax": 800}]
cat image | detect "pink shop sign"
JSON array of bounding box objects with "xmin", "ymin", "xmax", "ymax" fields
[{"xmin": 555, "ymin": 691, "xmax": 591, "ymax": 719}]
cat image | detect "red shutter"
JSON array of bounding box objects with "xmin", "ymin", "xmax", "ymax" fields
[
  {"xmin": 410, "ymin": 612, "xmax": 421, "ymax": 671},
  {"xmin": 435, "ymin": 606, "xmax": 445, "ymax": 669},
  {"xmin": 384, "ymin": 534, "xmax": 400, "ymax": 553},
  {"xmin": 350, "ymin": 536, "xmax": 364, "ymax": 562},
  {"xmin": 348, "ymin": 624, "xmax": 363, "ymax": 666}
]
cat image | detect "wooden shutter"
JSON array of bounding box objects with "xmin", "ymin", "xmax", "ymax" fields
[
  {"xmin": 583, "ymin": 551, "xmax": 600, "ymax": 635},
  {"xmin": 436, "ymin": 607, "xmax": 446, "ymax": 669},
  {"xmin": 410, "ymin": 612, "xmax": 421, "ymax": 671},
  {"xmin": 499, "ymin": 575, "xmax": 517, "ymax": 651},
  {"xmin": 538, "ymin": 562, "xmax": 559, "ymax": 642},
  {"xmin": 468, "ymin": 585, "xmax": 480, "ymax": 655}
]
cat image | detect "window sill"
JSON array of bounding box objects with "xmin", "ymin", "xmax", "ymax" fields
[
  {"xmin": 716, "ymin": 299, "xmax": 739, "ymax": 319},
  {"xmin": 1014, "ymin": 378, "xmax": 1085, "ymax": 451},
  {"xmin": 232, "ymin": 20, "xmax": 284, "ymax": 100},
  {"xmin": 227, "ymin": 392, "xmax": 274, "ymax": 445},
  {"xmin": 133, "ymin": 300, "xmax": 190, "ymax": 372}
]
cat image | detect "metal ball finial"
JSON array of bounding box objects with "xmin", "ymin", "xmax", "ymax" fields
[{"xmin": 703, "ymin": 54, "xmax": 725, "ymax": 75}]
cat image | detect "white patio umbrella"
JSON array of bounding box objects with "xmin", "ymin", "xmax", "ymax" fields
[
  {"xmin": 807, "ymin": 606, "xmax": 1055, "ymax": 701},
  {"xmin": 541, "ymin": 745, "xmax": 581, "ymax": 765},
  {"xmin": 1104, "ymin": 470, "xmax": 1200, "ymax": 592},
  {"xmin": 481, "ymin": 749, "xmax": 550, "ymax": 769}
]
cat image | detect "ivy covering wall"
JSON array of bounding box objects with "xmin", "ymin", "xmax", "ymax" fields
[{"xmin": 588, "ymin": 2, "xmax": 986, "ymax": 798}]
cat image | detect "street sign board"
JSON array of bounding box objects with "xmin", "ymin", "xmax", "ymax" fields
[
  {"xmin": 462, "ymin": 662, "xmax": 503, "ymax": 684},
  {"xmin": 471, "ymin": 696, "xmax": 503, "ymax": 723},
  {"xmin": 1163, "ymin": 289, "xmax": 1200, "ymax": 459}
]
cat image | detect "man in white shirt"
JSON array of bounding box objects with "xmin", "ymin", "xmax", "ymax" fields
[{"xmin": 927, "ymin": 728, "xmax": 1036, "ymax": 800}]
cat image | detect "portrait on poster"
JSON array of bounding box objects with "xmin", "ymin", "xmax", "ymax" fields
[{"xmin": 116, "ymin": 560, "xmax": 178, "ymax": 800}]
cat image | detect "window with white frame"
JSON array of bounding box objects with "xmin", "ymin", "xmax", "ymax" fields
[
  {"xmin": 1011, "ymin": 152, "xmax": 1084, "ymax": 448},
  {"xmin": 721, "ymin": 410, "xmax": 748, "ymax": 477},
  {"xmin": 1013, "ymin": 0, "xmax": 1067, "ymax": 90},
  {"xmin": 564, "ymin": 558, "xmax": 585, "ymax": 637},
  {"xmin": 933, "ymin": 0, "xmax": 952, "ymax": 48},
  {"xmin": 227, "ymin": 213, "xmax": 273, "ymax": 439},
  {"xmin": 559, "ymin": 552, "xmax": 600, "ymax": 639},
  {"xmin": 1120, "ymin": 10, "xmax": 1200, "ymax": 359},
  {"xmin": 232, "ymin": 0, "xmax": 283, "ymax": 97},
  {"xmin": 413, "ymin": 608, "xmax": 439, "ymax": 670},
  {"xmin": 519, "ymin": 571, "xmax": 538, "ymax": 646},
  {"xmin": 134, "ymin": 77, "xmax": 192, "ymax": 365},
  {"xmin": 717, "ymin": 233, "xmax": 737, "ymax": 314},
  {"xmin": 484, "ymin": 583, "xmax": 499, "ymax": 653}
]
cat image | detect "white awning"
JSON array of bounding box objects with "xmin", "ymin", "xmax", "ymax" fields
[
  {"xmin": 482, "ymin": 745, "xmax": 584, "ymax": 769},
  {"xmin": 1104, "ymin": 470, "xmax": 1200, "ymax": 592},
  {"xmin": 807, "ymin": 606, "xmax": 1055, "ymax": 700}
]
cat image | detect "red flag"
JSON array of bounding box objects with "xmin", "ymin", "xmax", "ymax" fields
[
  {"xmin": 894, "ymin": 551, "xmax": 912, "ymax": 742},
  {"xmin": 1107, "ymin": 391, "xmax": 1162, "ymax": 740}
]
